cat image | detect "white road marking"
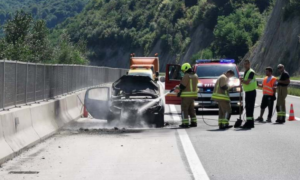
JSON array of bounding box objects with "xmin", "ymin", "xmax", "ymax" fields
[
  {"xmin": 170, "ymin": 104, "xmax": 210, "ymax": 180},
  {"xmin": 169, "ymin": 104, "xmax": 181, "ymax": 122},
  {"xmin": 177, "ymin": 129, "xmax": 210, "ymax": 180}
]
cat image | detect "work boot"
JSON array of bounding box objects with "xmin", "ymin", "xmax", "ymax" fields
[
  {"xmin": 275, "ymin": 120, "xmax": 285, "ymax": 124},
  {"xmin": 255, "ymin": 117, "xmax": 264, "ymax": 122},
  {"xmin": 219, "ymin": 124, "xmax": 232, "ymax": 130},
  {"xmin": 179, "ymin": 124, "xmax": 190, "ymax": 128},
  {"xmin": 241, "ymin": 120, "xmax": 254, "ymax": 129},
  {"xmin": 219, "ymin": 124, "xmax": 225, "ymax": 130},
  {"xmin": 190, "ymin": 122, "xmax": 197, "ymax": 127},
  {"xmin": 266, "ymin": 118, "xmax": 272, "ymax": 123},
  {"xmin": 234, "ymin": 119, "xmax": 243, "ymax": 128}
]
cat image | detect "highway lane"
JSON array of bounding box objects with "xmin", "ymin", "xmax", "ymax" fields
[
  {"xmin": 1, "ymin": 90, "xmax": 300, "ymax": 180},
  {"xmin": 186, "ymin": 89, "xmax": 300, "ymax": 180}
]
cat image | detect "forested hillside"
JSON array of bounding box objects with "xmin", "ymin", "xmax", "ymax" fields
[
  {"xmin": 0, "ymin": 0, "xmax": 90, "ymax": 28},
  {"xmin": 241, "ymin": 0, "xmax": 300, "ymax": 75},
  {"xmin": 53, "ymin": 0, "xmax": 274, "ymax": 69}
]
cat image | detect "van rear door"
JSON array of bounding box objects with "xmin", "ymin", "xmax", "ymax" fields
[
  {"xmin": 84, "ymin": 87, "xmax": 110, "ymax": 119},
  {"xmin": 165, "ymin": 64, "xmax": 182, "ymax": 105}
]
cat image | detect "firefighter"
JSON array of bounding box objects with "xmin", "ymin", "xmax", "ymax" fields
[
  {"xmin": 240, "ymin": 60, "xmax": 257, "ymax": 129},
  {"xmin": 212, "ymin": 70, "xmax": 235, "ymax": 129},
  {"xmin": 255, "ymin": 67, "xmax": 277, "ymax": 123},
  {"xmin": 276, "ymin": 64, "xmax": 290, "ymax": 124},
  {"xmin": 174, "ymin": 63, "xmax": 198, "ymax": 128}
]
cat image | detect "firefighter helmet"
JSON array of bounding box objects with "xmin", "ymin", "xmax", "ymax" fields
[{"xmin": 181, "ymin": 63, "xmax": 191, "ymax": 72}]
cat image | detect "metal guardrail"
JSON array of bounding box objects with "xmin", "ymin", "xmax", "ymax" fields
[
  {"xmin": 257, "ymin": 78, "xmax": 300, "ymax": 88},
  {"xmin": 0, "ymin": 60, "xmax": 128, "ymax": 111}
]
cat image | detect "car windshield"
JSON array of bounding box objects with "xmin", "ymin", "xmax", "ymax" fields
[{"xmin": 196, "ymin": 65, "xmax": 238, "ymax": 79}]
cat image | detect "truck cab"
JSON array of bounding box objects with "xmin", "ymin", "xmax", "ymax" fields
[{"xmin": 165, "ymin": 59, "xmax": 243, "ymax": 113}]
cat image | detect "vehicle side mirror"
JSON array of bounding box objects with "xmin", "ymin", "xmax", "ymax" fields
[{"xmin": 160, "ymin": 76, "xmax": 165, "ymax": 82}]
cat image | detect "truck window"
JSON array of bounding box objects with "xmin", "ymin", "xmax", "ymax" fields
[
  {"xmin": 169, "ymin": 65, "xmax": 183, "ymax": 80},
  {"xmin": 196, "ymin": 65, "xmax": 238, "ymax": 78}
]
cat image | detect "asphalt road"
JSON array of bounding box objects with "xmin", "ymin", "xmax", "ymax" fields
[{"xmin": 1, "ymin": 90, "xmax": 300, "ymax": 180}]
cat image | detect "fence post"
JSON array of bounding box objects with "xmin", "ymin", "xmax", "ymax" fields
[
  {"xmin": 34, "ymin": 63, "xmax": 37, "ymax": 103},
  {"xmin": 15, "ymin": 61, "xmax": 20, "ymax": 108},
  {"xmin": 2, "ymin": 60, "xmax": 5, "ymax": 110},
  {"xmin": 25, "ymin": 61, "xmax": 28, "ymax": 105},
  {"xmin": 67, "ymin": 64, "xmax": 69, "ymax": 94},
  {"xmin": 53, "ymin": 64, "xmax": 56, "ymax": 99},
  {"xmin": 43, "ymin": 63, "xmax": 47, "ymax": 101},
  {"xmin": 62, "ymin": 65, "xmax": 65, "ymax": 96}
]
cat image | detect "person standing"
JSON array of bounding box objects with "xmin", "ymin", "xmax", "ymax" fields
[
  {"xmin": 174, "ymin": 63, "xmax": 198, "ymax": 128},
  {"xmin": 255, "ymin": 67, "xmax": 277, "ymax": 123},
  {"xmin": 239, "ymin": 60, "xmax": 257, "ymax": 129},
  {"xmin": 212, "ymin": 70, "xmax": 235, "ymax": 129},
  {"xmin": 276, "ymin": 64, "xmax": 290, "ymax": 124}
]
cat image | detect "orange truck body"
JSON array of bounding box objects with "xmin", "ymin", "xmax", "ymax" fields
[{"xmin": 130, "ymin": 57, "xmax": 159, "ymax": 73}]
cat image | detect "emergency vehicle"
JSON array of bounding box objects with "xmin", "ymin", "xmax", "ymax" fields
[{"xmin": 165, "ymin": 59, "xmax": 243, "ymax": 113}]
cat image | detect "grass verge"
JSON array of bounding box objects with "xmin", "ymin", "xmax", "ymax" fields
[{"xmin": 288, "ymin": 87, "xmax": 300, "ymax": 97}]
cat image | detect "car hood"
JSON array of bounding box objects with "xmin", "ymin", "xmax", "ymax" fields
[{"xmin": 112, "ymin": 75, "xmax": 159, "ymax": 97}]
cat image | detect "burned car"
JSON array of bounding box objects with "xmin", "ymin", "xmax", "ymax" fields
[{"xmin": 84, "ymin": 75, "xmax": 165, "ymax": 128}]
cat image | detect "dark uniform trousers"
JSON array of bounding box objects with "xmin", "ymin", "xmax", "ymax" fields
[{"xmin": 245, "ymin": 90, "xmax": 257, "ymax": 120}]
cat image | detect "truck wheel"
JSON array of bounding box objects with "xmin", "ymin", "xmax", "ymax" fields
[{"xmin": 155, "ymin": 111, "xmax": 165, "ymax": 128}]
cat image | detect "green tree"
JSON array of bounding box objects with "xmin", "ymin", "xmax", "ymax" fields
[
  {"xmin": 4, "ymin": 11, "xmax": 32, "ymax": 44},
  {"xmin": 212, "ymin": 4, "xmax": 264, "ymax": 62}
]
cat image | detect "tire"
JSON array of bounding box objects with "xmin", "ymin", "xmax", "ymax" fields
[
  {"xmin": 155, "ymin": 112, "xmax": 164, "ymax": 128},
  {"xmin": 232, "ymin": 107, "xmax": 244, "ymax": 115},
  {"xmin": 106, "ymin": 112, "xmax": 116, "ymax": 124},
  {"xmin": 155, "ymin": 106, "xmax": 165, "ymax": 128}
]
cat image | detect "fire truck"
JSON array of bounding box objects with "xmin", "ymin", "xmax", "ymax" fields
[{"xmin": 165, "ymin": 59, "xmax": 243, "ymax": 114}]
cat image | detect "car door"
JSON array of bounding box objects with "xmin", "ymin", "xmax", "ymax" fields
[
  {"xmin": 165, "ymin": 64, "xmax": 183, "ymax": 105},
  {"xmin": 84, "ymin": 87, "xmax": 110, "ymax": 120}
]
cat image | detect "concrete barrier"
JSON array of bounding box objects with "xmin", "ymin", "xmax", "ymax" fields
[
  {"xmin": 0, "ymin": 107, "xmax": 40, "ymax": 152},
  {"xmin": 0, "ymin": 74, "xmax": 117, "ymax": 165},
  {"xmin": 64, "ymin": 92, "xmax": 84, "ymax": 122},
  {"xmin": 0, "ymin": 115, "xmax": 14, "ymax": 164},
  {"xmin": 0, "ymin": 92, "xmax": 86, "ymax": 164},
  {"xmin": 30, "ymin": 102, "xmax": 59, "ymax": 140}
]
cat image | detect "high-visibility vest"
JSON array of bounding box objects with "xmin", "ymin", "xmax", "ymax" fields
[
  {"xmin": 211, "ymin": 75, "xmax": 230, "ymax": 101},
  {"xmin": 181, "ymin": 74, "xmax": 198, "ymax": 98},
  {"xmin": 262, "ymin": 76, "xmax": 277, "ymax": 96},
  {"xmin": 243, "ymin": 68, "xmax": 257, "ymax": 92}
]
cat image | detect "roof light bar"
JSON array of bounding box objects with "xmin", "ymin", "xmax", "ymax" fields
[
  {"xmin": 196, "ymin": 59, "xmax": 235, "ymax": 64},
  {"xmin": 220, "ymin": 59, "xmax": 235, "ymax": 63}
]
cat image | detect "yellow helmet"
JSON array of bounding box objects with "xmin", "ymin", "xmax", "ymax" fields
[{"xmin": 181, "ymin": 63, "xmax": 191, "ymax": 72}]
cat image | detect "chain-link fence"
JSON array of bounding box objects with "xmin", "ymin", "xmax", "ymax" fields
[{"xmin": 0, "ymin": 60, "xmax": 128, "ymax": 111}]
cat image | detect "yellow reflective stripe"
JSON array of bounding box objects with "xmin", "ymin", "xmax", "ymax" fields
[
  {"xmin": 190, "ymin": 79, "xmax": 193, "ymax": 92},
  {"xmin": 181, "ymin": 92, "xmax": 198, "ymax": 94},
  {"xmin": 218, "ymin": 119, "xmax": 229, "ymax": 124},
  {"xmin": 212, "ymin": 93, "xmax": 230, "ymax": 101}
]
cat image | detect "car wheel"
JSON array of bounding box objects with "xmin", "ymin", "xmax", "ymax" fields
[
  {"xmin": 155, "ymin": 112, "xmax": 164, "ymax": 128},
  {"xmin": 107, "ymin": 112, "xmax": 116, "ymax": 124}
]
